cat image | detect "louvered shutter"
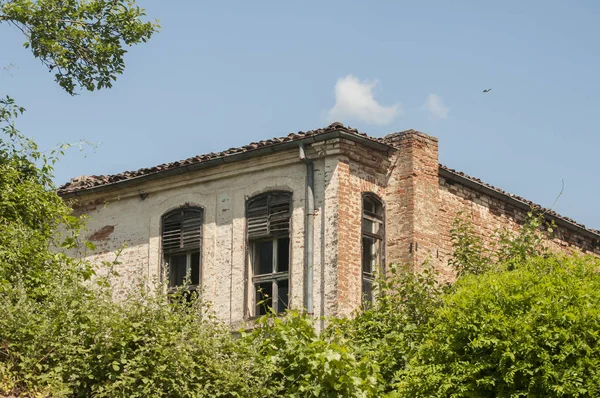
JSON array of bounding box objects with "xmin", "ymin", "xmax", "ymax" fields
[
  {"xmin": 269, "ymin": 193, "xmax": 291, "ymax": 235},
  {"xmin": 247, "ymin": 192, "xmax": 291, "ymax": 239},
  {"xmin": 247, "ymin": 195, "xmax": 269, "ymax": 238},
  {"xmin": 162, "ymin": 208, "xmax": 203, "ymax": 252}
]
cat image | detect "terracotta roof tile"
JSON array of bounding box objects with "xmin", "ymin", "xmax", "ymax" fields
[{"xmin": 57, "ymin": 122, "xmax": 385, "ymax": 195}]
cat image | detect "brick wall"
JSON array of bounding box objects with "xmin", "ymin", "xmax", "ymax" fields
[
  {"xmin": 336, "ymin": 140, "xmax": 389, "ymax": 317},
  {"xmin": 436, "ymin": 175, "xmax": 600, "ymax": 280},
  {"xmin": 383, "ymin": 130, "xmax": 600, "ymax": 286},
  {"xmin": 384, "ymin": 131, "xmax": 441, "ymax": 270}
]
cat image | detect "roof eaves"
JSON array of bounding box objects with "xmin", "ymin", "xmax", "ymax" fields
[
  {"xmin": 439, "ymin": 165, "xmax": 600, "ymax": 240},
  {"xmin": 59, "ymin": 129, "xmax": 393, "ymax": 198}
]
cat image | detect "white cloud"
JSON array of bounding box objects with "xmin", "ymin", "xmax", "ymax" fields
[
  {"xmin": 422, "ymin": 94, "xmax": 449, "ymax": 119},
  {"xmin": 327, "ymin": 75, "xmax": 400, "ymax": 125}
]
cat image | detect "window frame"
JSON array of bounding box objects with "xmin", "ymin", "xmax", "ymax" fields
[
  {"xmin": 245, "ymin": 191, "xmax": 292, "ymax": 317},
  {"xmin": 361, "ymin": 193, "xmax": 385, "ymax": 306},
  {"xmin": 160, "ymin": 205, "xmax": 203, "ymax": 292}
]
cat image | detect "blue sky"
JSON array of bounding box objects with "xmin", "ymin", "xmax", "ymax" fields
[{"xmin": 1, "ymin": 1, "xmax": 599, "ymax": 230}]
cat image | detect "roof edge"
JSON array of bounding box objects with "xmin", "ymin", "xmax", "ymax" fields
[
  {"xmin": 439, "ymin": 166, "xmax": 600, "ymax": 240},
  {"xmin": 59, "ymin": 130, "xmax": 393, "ymax": 198}
]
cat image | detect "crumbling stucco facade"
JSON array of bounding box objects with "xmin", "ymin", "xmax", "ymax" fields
[{"xmin": 60, "ymin": 123, "xmax": 600, "ymax": 326}]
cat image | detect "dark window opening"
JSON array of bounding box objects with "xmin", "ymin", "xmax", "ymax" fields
[
  {"xmin": 247, "ymin": 192, "xmax": 291, "ymax": 316},
  {"xmin": 255, "ymin": 282, "xmax": 273, "ymax": 316},
  {"xmin": 162, "ymin": 207, "xmax": 203, "ymax": 290},
  {"xmin": 362, "ymin": 195, "xmax": 384, "ymax": 306}
]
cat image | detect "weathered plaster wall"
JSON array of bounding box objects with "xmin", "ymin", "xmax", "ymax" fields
[{"xmin": 75, "ymin": 149, "xmax": 322, "ymax": 326}]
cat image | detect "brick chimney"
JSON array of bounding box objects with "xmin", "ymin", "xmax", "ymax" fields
[{"xmin": 384, "ymin": 130, "xmax": 440, "ymax": 267}]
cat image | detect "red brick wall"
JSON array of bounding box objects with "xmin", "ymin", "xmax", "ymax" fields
[
  {"xmin": 436, "ymin": 176, "xmax": 600, "ymax": 281},
  {"xmin": 330, "ymin": 131, "xmax": 599, "ymax": 317},
  {"xmin": 384, "ymin": 131, "xmax": 441, "ymax": 270},
  {"xmin": 383, "ymin": 130, "xmax": 600, "ymax": 285},
  {"xmin": 336, "ymin": 141, "xmax": 389, "ymax": 317}
]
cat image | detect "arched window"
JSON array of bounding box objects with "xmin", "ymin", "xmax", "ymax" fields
[
  {"xmin": 247, "ymin": 191, "xmax": 292, "ymax": 316},
  {"xmin": 362, "ymin": 194, "xmax": 384, "ymax": 305},
  {"xmin": 161, "ymin": 207, "xmax": 203, "ymax": 289}
]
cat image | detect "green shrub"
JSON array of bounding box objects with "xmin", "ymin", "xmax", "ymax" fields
[
  {"xmin": 0, "ymin": 278, "xmax": 267, "ymax": 397},
  {"xmin": 248, "ymin": 310, "xmax": 380, "ymax": 397},
  {"xmin": 330, "ymin": 262, "xmax": 444, "ymax": 394},
  {"xmin": 0, "ymin": 97, "xmax": 266, "ymax": 397},
  {"xmin": 395, "ymin": 255, "xmax": 600, "ymax": 398}
]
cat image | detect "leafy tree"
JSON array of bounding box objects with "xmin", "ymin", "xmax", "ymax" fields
[
  {"xmin": 0, "ymin": 0, "xmax": 158, "ymax": 94},
  {"xmin": 395, "ymin": 255, "xmax": 600, "ymax": 397},
  {"xmin": 0, "ymin": 95, "xmax": 90, "ymax": 296},
  {"xmin": 331, "ymin": 262, "xmax": 444, "ymax": 394},
  {"xmin": 0, "ymin": 0, "xmax": 157, "ymax": 289}
]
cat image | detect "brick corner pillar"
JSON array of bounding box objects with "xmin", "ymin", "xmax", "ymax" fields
[{"xmin": 384, "ymin": 129, "xmax": 440, "ymax": 268}]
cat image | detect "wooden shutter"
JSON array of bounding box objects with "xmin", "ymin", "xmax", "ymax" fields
[
  {"xmin": 247, "ymin": 192, "xmax": 291, "ymax": 239},
  {"xmin": 162, "ymin": 208, "xmax": 203, "ymax": 252}
]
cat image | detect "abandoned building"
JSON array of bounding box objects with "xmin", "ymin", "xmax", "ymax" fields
[{"xmin": 58, "ymin": 122, "xmax": 600, "ymax": 327}]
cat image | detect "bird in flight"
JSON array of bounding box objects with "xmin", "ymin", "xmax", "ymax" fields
[{"xmin": 483, "ymin": 88, "xmax": 492, "ymax": 93}]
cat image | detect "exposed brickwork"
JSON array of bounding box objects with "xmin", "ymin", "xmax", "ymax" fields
[
  {"xmin": 435, "ymin": 176, "xmax": 600, "ymax": 281},
  {"xmin": 88, "ymin": 225, "xmax": 115, "ymax": 241},
  {"xmin": 384, "ymin": 131, "xmax": 441, "ymax": 269},
  {"xmin": 336, "ymin": 140, "xmax": 389, "ymax": 317},
  {"xmin": 439, "ymin": 165, "xmax": 600, "ymax": 236},
  {"xmin": 336, "ymin": 159, "xmax": 357, "ymax": 317},
  {"xmin": 382, "ymin": 130, "xmax": 600, "ymax": 287}
]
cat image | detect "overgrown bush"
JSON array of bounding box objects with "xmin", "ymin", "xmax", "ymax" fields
[
  {"xmin": 0, "ymin": 97, "xmax": 266, "ymax": 397},
  {"xmin": 248, "ymin": 310, "xmax": 380, "ymax": 397},
  {"xmin": 0, "ymin": 280, "xmax": 266, "ymax": 397},
  {"xmin": 395, "ymin": 255, "xmax": 600, "ymax": 397},
  {"xmin": 331, "ymin": 262, "xmax": 444, "ymax": 394}
]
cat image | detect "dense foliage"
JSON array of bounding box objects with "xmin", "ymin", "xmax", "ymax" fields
[
  {"xmin": 248, "ymin": 311, "xmax": 380, "ymax": 397},
  {"xmin": 396, "ymin": 255, "xmax": 600, "ymax": 397},
  {"xmin": 0, "ymin": 0, "xmax": 158, "ymax": 94},
  {"xmin": 330, "ymin": 262, "xmax": 444, "ymax": 395},
  {"xmin": 0, "ymin": 282, "xmax": 268, "ymax": 397}
]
